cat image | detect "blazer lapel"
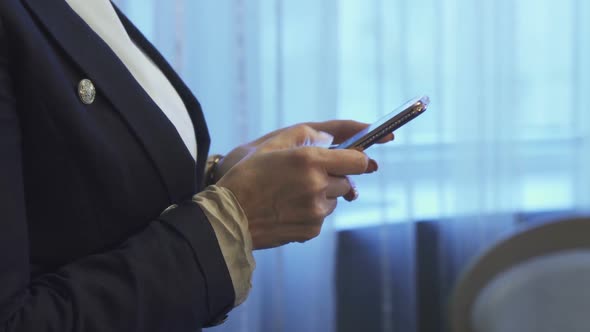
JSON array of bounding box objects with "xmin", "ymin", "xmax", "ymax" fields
[
  {"xmin": 114, "ymin": 7, "xmax": 211, "ymax": 190},
  {"xmin": 22, "ymin": 0, "xmax": 200, "ymax": 202}
]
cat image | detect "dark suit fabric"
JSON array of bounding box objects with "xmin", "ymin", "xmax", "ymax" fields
[{"xmin": 0, "ymin": 0, "xmax": 234, "ymax": 330}]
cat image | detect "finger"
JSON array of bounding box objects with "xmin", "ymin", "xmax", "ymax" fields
[
  {"xmin": 305, "ymin": 120, "xmax": 369, "ymax": 143},
  {"xmin": 322, "ymin": 198, "xmax": 338, "ymax": 217},
  {"xmin": 316, "ymin": 148, "xmax": 369, "ymax": 176},
  {"xmin": 343, "ymin": 177, "xmax": 358, "ymax": 201},
  {"xmin": 343, "ymin": 185, "xmax": 359, "ymax": 202},
  {"xmin": 366, "ymin": 159, "xmax": 379, "ymax": 173},
  {"xmin": 377, "ymin": 132, "xmax": 395, "ymax": 144},
  {"xmin": 326, "ymin": 175, "xmax": 352, "ymax": 198}
]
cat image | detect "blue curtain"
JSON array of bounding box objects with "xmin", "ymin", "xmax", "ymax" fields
[{"xmin": 114, "ymin": 0, "xmax": 590, "ymax": 331}]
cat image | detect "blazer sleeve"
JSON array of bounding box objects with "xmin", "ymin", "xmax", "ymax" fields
[{"xmin": 0, "ymin": 18, "xmax": 234, "ymax": 332}]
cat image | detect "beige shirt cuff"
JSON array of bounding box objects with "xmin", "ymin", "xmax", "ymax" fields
[{"xmin": 192, "ymin": 185, "xmax": 255, "ymax": 307}]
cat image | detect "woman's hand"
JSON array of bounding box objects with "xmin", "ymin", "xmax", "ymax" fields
[
  {"xmin": 217, "ymin": 124, "xmax": 379, "ymax": 249},
  {"xmin": 213, "ymin": 120, "xmax": 393, "ymax": 183}
]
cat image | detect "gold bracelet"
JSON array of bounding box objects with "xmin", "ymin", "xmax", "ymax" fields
[{"xmin": 206, "ymin": 154, "xmax": 224, "ymax": 186}]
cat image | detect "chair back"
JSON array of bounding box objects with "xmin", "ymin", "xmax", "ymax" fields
[{"xmin": 450, "ymin": 217, "xmax": 590, "ymax": 332}]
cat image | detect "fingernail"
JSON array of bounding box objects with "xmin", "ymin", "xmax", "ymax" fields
[
  {"xmin": 350, "ymin": 187, "xmax": 359, "ymax": 201},
  {"xmin": 344, "ymin": 193, "xmax": 353, "ymax": 202},
  {"xmin": 367, "ymin": 159, "xmax": 378, "ymax": 173},
  {"xmin": 344, "ymin": 181, "xmax": 359, "ymax": 202}
]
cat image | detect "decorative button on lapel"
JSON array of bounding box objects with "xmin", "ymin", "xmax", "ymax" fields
[{"xmin": 78, "ymin": 79, "xmax": 96, "ymax": 105}]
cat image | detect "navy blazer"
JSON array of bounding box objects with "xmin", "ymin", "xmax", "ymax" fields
[{"xmin": 0, "ymin": 0, "xmax": 234, "ymax": 330}]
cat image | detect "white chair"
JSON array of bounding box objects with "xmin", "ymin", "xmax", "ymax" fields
[{"xmin": 450, "ymin": 217, "xmax": 590, "ymax": 332}]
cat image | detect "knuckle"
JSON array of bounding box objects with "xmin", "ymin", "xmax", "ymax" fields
[
  {"xmin": 258, "ymin": 143, "xmax": 274, "ymax": 153},
  {"xmin": 352, "ymin": 152, "xmax": 369, "ymax": 172},
  {"xmin": 293, "ymin": 124, "xmax": 320, "ymax": 145},
  {"xmin": 309, "ymin": 204, "xmax": 327, "ymax": 220},
  {"xmin": 307, "ymin": 170, "xmax": 328, "ymax": 192},
  {"xmin": 296, "ymin": 225, "xmax": 322, "ymax": 243},
  {"xmin": 291, "ymin": 147, "xmax": 317, "ymax": 166},
  {"xmin": 327, "ymin": 199, "xmax": 338, "ymax": 216},
  {"xmin": 259, "ymin": 146, "xmax": 272, "ymax": 154},
  {"xmin": 307, "ymin": 225, "xmax": 322, "ymax": 240},
  {"xmin": 293, "ymin": 124, "xmax": 314, "ymax": 137}
]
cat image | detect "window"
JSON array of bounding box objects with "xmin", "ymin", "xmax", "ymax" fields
[{"xmin": 116, "ymin": 0, "xmax": 590, "ymax": 230}]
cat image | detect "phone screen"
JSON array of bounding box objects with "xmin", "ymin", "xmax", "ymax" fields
[{"xmin": 333, "ymin": 96, "xmax": 429, "ymax": 150}]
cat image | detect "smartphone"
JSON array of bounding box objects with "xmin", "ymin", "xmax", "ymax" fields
[{"xmin": 330, "ymin": 95, "xmax": 430, "ymax": 151}]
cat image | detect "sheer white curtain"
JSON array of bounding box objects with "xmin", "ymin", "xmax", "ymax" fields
[{"xmin": 114, "ymin": 0, "xmax": 590, "ymax": 331}]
